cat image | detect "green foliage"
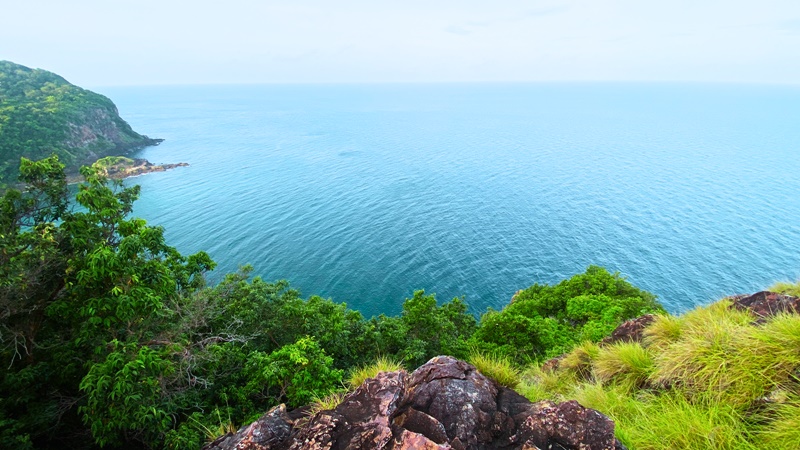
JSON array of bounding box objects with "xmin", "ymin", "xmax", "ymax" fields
[
  {"xmin": 0, "ymin": 60, "xmax": 155, "ymax": 187},
  {"xmin": 468, "ymin": 351, "xmax": 521, "ymax": 388},
  {"xmin": 471, "ymin": 266, "xmax": 663, "ymax": 363},
  {"xmin": 242, "ymin": 337, "xmax": 343, "ymax": 409},
  {"xmin": 0, "ymin": 158, "xmax": 213, "ymax": 448},
  {"xmin": 79, "ymin": 342, "xmax": 174, "ymax": 447},
  {"xmin": 396, "ymin": 291, "xmax": 477, "ymax": 367}
]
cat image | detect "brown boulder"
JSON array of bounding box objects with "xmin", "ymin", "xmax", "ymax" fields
[
  {"xmin": 730, "ymin": 291, "xmax": 800, "ymax": 321},
  {"xmin": 600, "ymin": 314, "xmax": 656, "ymax": 345},
  {"xmin": 203, "ymin": 404, "xmax": 293, "ymax": 450},
  {"xmin": 517, "ymin": 401, "xmax": 617, "ymax": 450},
  {"xmin": 203, "ymin": 356, "xmax": 622, "ymax": 450}
]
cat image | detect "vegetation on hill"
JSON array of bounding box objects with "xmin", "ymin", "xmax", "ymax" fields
[
  {"xmin": 0, "ymin": 156, "xmax": 663, "ymax": 449},
  {"xmin": 0, "ymin": 61, "xmax": 159, "ymax": 188}
]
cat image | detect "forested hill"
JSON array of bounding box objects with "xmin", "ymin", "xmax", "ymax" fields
[{"xmin": 0, "ymin": 60, "xmax": 161, "ymax": 187}]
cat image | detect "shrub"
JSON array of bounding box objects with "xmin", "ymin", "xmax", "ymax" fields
[{"xmin": 472, "ymin": 266, "xmax": 663, "ymax": 363}]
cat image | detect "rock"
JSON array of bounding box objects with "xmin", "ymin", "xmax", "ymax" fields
[
  {"xmin": 389, "ymin": 429, "xmax": 451, "ymax": 450},
  {"xmin": 600, "ymin": 314, "xmax": 657, "ymax": 345},
  {"xmin": 730, "ymin": 291, "xmax": 800, "ymax": 321},
  {"xmin": 287, "ymin": 370, "xmax": 406, "ymax": 449},
  {"xmin": 393, "ymin": 408, "xmax": 449, "ymax": 444},
  {"xmin": 401, "ymin": 356, "xmax": 500, "ymax": 448},
  {"xmin": 205, "ymin": 357, "xmax": 622, "ymax": 450},
  {"xmin": 202, "ymin": 404, "xmax": 293, "ymax": 450},
  {"xmin": 517, "ymin": 400, "xmax": 617, "ymax": 450}
]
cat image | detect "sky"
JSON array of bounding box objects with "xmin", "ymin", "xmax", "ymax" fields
[{"xmin": 2, "ymin": 0, "xmax": 800, "ymax": 86}]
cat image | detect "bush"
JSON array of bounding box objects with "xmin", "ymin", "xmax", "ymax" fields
[{"xmin": 471, "ymin": 266, "xmax": 663, "ymax": 363}]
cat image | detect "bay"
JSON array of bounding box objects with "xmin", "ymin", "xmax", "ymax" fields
[{"xmin": 96, "ymin": 83, "xmax": 800, "ymax": 317}]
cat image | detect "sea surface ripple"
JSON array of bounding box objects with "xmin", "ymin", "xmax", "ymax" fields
[{"xmin": 98, "ymin": 83, "xmax": 800, "ymax": 317}]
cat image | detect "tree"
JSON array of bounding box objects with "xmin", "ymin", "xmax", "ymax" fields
[{"xmin": 0, "ymin": 156, "xmax": 214, "ymax": 448}]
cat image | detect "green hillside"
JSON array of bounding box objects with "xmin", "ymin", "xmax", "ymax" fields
[{"xmin": 0, "ymin": 61, "xmax": 160, "ymax": 187}]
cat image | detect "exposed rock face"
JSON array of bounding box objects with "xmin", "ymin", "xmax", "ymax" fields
[
  {"xmin": 600, "ymin": 314, "xmax": 656, "ymax": 345},
  {"xmin": 730, "ymin": 291, "xmax": 800, "ymax": 321},
  {"xmin": 204, "ymin": 356, "xmax": 622, "ymax": 450}
]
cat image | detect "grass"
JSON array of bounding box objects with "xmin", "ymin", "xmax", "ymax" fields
[
  {"xmin": 559, "ymin": 341, "xmax": 600, "ymax": 379},
  {"xmin": 347, "ymin": 356, "xmax": 403, "ymax": 389},
  {"xmin": 189, "ymin": 409, "xmax": 237, "ymax": 443},
  {"xmin": 518, "ymin": 363, "xmax": 577, "ymax": 402},
  {"xmin": 754, "ymin": 397, "xmax": 800, "ymax": 449},
  {"xmin": 768, "ymin": 280, "xmax": 800, "ymax": 297},
  {"xmin": 514, "ymin": 296, "xmax": 800, "ymax": 450},
  {"xmin": 308, "ymin": 390, "xmax": 348, "ymax": 416},
  {"xmin": 648, "ymin": 301, "xmax": 768, "ymax": 407},
  {"xmin": 643, "ymin": 313, "xmax": 683, "ymax": 350},
  {"xmin": 594, "ymin": 342, "xmax": 654, "ymax": 391},
  {"xmin": 468, "ymin": 351, "xmax": 521, "ymax": 388}
]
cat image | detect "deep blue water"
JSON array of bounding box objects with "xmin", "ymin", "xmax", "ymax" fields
[{"xmin": 97, "ymin": 83, "xmax": 800, "ymax": 317}]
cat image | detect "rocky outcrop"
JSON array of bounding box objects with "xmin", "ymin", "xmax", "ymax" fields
[
  {"xmin": 204, "ymin": 356, "xmax": 622, "ymax": 450},
  {"xmin": 600, "ymin": 314, "xmax": 656, "ymax": 345},
  {"xmin": 103, "ymin": 158, "xmax": 188, "ymax": 179},
  {"xmin": 730, "ymin": 291, "xmax": 800, "ymax": 321}
]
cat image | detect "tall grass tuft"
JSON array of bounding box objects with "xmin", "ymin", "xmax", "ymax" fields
[
  {"xmin": 347, "ymin": 356, "xmax": 404, "ymax": 389},
  {"xmin": 594, "ymin": 342, "xmax": 654, "ymax": 391},
  {"xmin": 643, "ymin": 313, "xmax": 683, "ymax": 350},
  {"xmin": 625, "ymin": 392, "xmax": 756, "ymax": 450},
  {"xmin": 308, "ymin": 390, "xmax": 348, "ymax": 416},
  {"xmin": 468, "ymin": 351, "xmax": 521, "ymax": 388},
  {"xmin": 754, "ymin": 397, "xmax": 800, "ymax": 449},
  {"xmin": 767, "ymin": 280, "xmax": 800, "ymax": 297},
  {"xmin": 649, "ymin": 302, "xmax": 768, "ymax": 407},
  {"xmin": 560, "ymin": 341, "xmax": 600, "ymax": 379}
]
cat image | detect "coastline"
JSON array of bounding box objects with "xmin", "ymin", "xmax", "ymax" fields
[{"xmin": 66, "ymin": 157, "xmax": 189, "ymax": 184}]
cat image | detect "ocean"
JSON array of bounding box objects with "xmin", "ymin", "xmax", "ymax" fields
[{"xmin": 96, "ymin": 83, "xmax": 800, "ymax": 317}]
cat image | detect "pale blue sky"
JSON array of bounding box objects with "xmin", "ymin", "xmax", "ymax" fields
[{"xmin": 2, "ymin": 0, "xmax": 799, "ymax": 86}]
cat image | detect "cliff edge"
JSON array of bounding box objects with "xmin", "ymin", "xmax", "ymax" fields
[{"xmin": 0, "ymin": 60, "xmax": 162, "ymax": 186}]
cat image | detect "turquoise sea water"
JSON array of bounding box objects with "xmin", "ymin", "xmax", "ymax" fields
[{"xmin": 98, "ymin": 83, "xmax": 800, "ymax": 317}]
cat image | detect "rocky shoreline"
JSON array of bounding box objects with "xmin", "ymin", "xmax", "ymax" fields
[
  {"xmin": 102, "ymin": 158, "xmax": 189, "ymax": 180},
  {"xmin": 65, "ymin": 156, "xmax": 188, "ymax": 184}
]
